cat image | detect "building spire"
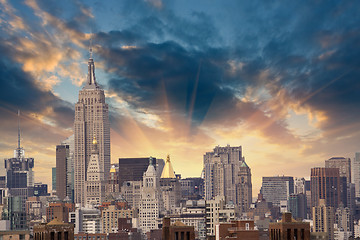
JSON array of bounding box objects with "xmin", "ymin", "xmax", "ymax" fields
[
  {"xmin": 15, "ymin": 110, "xmax": 24, "ymax": 158},
  {"xmin": 85, "ymin": 35, "xmax": 98, "ymax": 88}
]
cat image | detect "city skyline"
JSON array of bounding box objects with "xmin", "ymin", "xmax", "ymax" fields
[{"xmin": 1, "ymin": 0, "xmax": 360, "ymax": 196}]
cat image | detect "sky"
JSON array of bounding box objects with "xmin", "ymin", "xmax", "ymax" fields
[{"xmin": 1, "ymin": 0, "xmax": 360, "ymax": 196}]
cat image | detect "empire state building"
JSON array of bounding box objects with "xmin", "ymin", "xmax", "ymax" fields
[{"xmin": 74, "ymin": 48, "xmax": 110, "ymax": 205}]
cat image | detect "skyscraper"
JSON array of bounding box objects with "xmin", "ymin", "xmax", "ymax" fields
[
  {"xmin": 204, "ymin": 145, "xmax": 245, "ymax": 205},
  {"xmin": 56, "ymin": 144, "xmax": 70, "ymax": 201},
  {"xmin": 311, "ymin": 167, "xmax": 340, "ymax": 209},
  {"xmin": 5, "ymin": 111, "xmax": 34, "ymax": 210},
  {"xmin": 74, "ymin": 48, "xmax": 110, "ymax": 206},
  {"xmin": 313, "ymin": 199, "xmax": 334, "ymax": 240}
]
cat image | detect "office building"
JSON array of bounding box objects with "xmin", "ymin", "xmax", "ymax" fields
[
  {"xmin": 237, "ymin": 160, "xmax": 252, "ymax": 213},
  {"xmin": 204, "ymin": 145, "xmax": 245, "ymax": 205},
  {"xmin": 121, "ymin": 180, "xmax": 142, "ymax": 208},
  {"xmin": 46, "ymin": 202, "xmax": 75, "ymax": 223},
  {"xmin": 313, "ymin": 199, "xmax": 334, "ymax": 240},
  {"xmin": 269, "ymin": 212, "xmax": 310, "ymax": 240},
  {"xmin": 56, "ymin": 136, "xmax": 74, "ymax": 202},
  {"xmin": 180, "ymin": 178, "xmax": 204, "ymax": 201},
  {"xmin": 25, "ymin": 196, "xmax": 43, "ymax": 223},
  {"xmin": 261, "ymin": 176, "xmax": 294, "ymax": 206},
  {"xmin": 294, "ymin": 177, "xmax": 306, "ymax": 194},
  {"xmin": 311, "ymin": 167, "xmax": 340, "ymax": 209},
  {"xmin": 288, "ymin": 193, "xmax": 307, "ymax": 220},
  {"xmin": 325, "ymin": 157, "xmax": 351, "ymax": 184},
  {"xmin": 69, "ymin": 207, "xmax": 101, "ymax": 234},
  {"xmin": 101, "ymin": 203, "xmax": 135, "ymax": 234},
  {"xmin": 74, "ymin": 48, "xmax": 110, "ymax": 206},
  {"xmin": 33, "ymin": 183, "xmax": 49, "ymax": 196}
]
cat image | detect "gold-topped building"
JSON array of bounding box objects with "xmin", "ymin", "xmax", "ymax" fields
[{"xmin": 160, "ymin": 155, "xmax": 181, "ymax": 214}]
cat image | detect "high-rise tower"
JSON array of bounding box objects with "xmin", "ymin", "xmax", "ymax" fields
[{"xmin": 74, "ymin": 47, "xmax": 110, "ymax": 205}]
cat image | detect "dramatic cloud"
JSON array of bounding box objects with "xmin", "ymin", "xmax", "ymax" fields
[{"xmin": 1, "ymin": 0, "xmax": 360, "ymax": 194}]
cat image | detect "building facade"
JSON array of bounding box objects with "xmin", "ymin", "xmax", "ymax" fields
[
  {"xmin": 74, "ymin": 50, "xmax": 110, "ymax": 206},
  {"xmin": 204, "ymin": 145, "xmax": 244, "ymax": 205},
  {"xmin": 237, "ymin": 160, "xmax": 252, "ymax": 213},
  {"xmin": 311, "ymin": 168, "xmax": 340, "ymax": 209},
  {"xmin": 312, "ymin": 199, "xmax": 334, "ymax": 240},
  {"xmin": 261, "ymin": 176, "xmax": 294, "ymax": 206}
]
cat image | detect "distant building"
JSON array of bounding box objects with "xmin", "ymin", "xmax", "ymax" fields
[
  {"xmin": 204, "ymin": 145, "xmax": 246, "ymax": 206},
  {"xmin": 106, "ymin": 164, "xmax": 120, "ymax": 196},
  {"xmin": 33, "ymin": 218, "xmax": 74, "ymax": 240},
  {"xmin": 52, "ymin": 167, "xmax": 56, "ymax": 193},
  {"xmin": 288, "ymin": 193, "xmax": 307, "ymax": 220},
  {"xmin": 5, "ymin": 196, "xmax": 27, "ymax": 230},
  {"xmin": 118, "ymin": 157, "xmax": 164, "ymax": 187},
  {"xmin": 33, "ymin": 183, "xmax": 49, "ymax": 197},
  {"xmin": 325, "ymin": 157, "xmax": 351, "ymax": 208},
  {"xmin": 237, "ymin": 160, "xmax": 252, "ymax": 213},
  {"xmin": 0, "ymin": 230, "xmax": 30, "ymax": 239},
  {"xmin": 269, "ymin": 212, "xmax": 310, "ymax": 240},
  {"xmin": 46, "ymin": 202, "xmax": 75, "ymax": 223},
  {"xmin": 25, "ymin": 196, "xmax": 43, "ymax": 222},
  {"xmin": 160, "ymin": 155, "xmax": 181, "ymax": 214},
  {"xmin": 313, "ymin": 199, "xmax": 334, "ymax": 240},
  {"xmin": 69, "ymin": 207, "xmax": 101, "ymax": 234},
  {"xmin": 56, "ymin": 136, "xmax": 74, "ymax": 202},
  {"xmin": 100, "ymin": 202, "xmax": 135, "ymax": 234},
  {"xmin": 138, "ymin": 157, "xmax": 162, "ymax": 234},
  {"xmin": 180, "ymin": 178, "xmax": 204, "ymax": 201},
  {"xmin": 216, "ymin": 220, "xmax": 259, "ymax": 240},
  {"xmin": 121, "ymin": 180, "xmax": 142, "ymax": 208},
  {"xmin": 261, "ymin": 176, "xmax": 294, "ymax": 206},
  {"xmin": 162, "ymin": 217, "xmax": 195, "ymax": 240},
  {"xmin": 334, "ymin": 205, "xmax": 353, "ymax": 240},
  {"xmin": 311, "ymin": 168, "xmax": 340, "ymax": 209}
]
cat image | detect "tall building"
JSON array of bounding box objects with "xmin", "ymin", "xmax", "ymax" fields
[
  {"xmin": 325, "ymin": 157, "xmax": 351, "ymax": 208},
  {"xmin": 334, "ymin": 205, "xmax": 353, "ymax": 240},
  {"xmin": 288, "ymin": 193, "xmax": 307, "ymax": 220},
  {"xmin": 204, "ymin": 145, "xmax": 245, "ymax": 205},
  {"xmin": 85, "ymin": 137, "xmax": 105, "ymax": 206},
  {"xmin": 52, "ymin": 167, "xmax": 56, "ymax": 194},
  {"xmin": 352, "ymin": 153, "xmax": 360, "ymax": 198},
  {"xmin": 56, "ymin": 144, "xmax": 70, "ymax": 201},
  {"xmin": 160, "ymin": 155, "xmax": 181, "ymax": 214},
  {"xmin": 311, "ymin": 168, "xmax": 340, "ymax": 208},
  {"xmin": 237, "ymin": 160, "xmax": 252, "ymax": 213},
  {"xmin": 313, "ymin": 199, "xmax": 334, "ymax": 240},
  {"xmin": 261, "ymin": 176, "xmax": 294, "ymax": 206},
  {"xmin": 139, "ymin": 158, "xmax": 162, "ymax": 234},
  {"xmin": 5, "ymin": 112, "xmax": 34, "ymax": 222},
  {"xmin": 74, "ymin": 48, "xmax": 110, "ymax": 206},
  {"xmin": 325, "ymin": 157, "xmax": 351, "ymax": 184}
]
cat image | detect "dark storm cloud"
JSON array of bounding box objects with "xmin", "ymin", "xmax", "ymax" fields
[{"xmin": 0, "ymin": 45, "xmax": 74, "ymax": 129}]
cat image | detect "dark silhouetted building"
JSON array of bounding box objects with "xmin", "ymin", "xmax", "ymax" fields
[
  {"xmin": 33, "ymin": 183, "xmax": 49, "ymax": 196},
  {"xmin": 180, "ymin": 177, "xmax": 204, "ymax": 200},
  {"xmin": 118, "ymin": 157, "xmax": 164, "ymax": 186},
  {"xmin": 288, "ymin": 193, "xmax": 307, "ymax": 220}
]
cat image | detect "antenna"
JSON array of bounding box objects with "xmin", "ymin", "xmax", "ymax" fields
[
  {"xmin": 18, "ymin": 110, "xmax": 20, "ymax": 149},
  {"xmin": 89, "ymin": 36, "xmax": 93, "ymax": 59}
]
